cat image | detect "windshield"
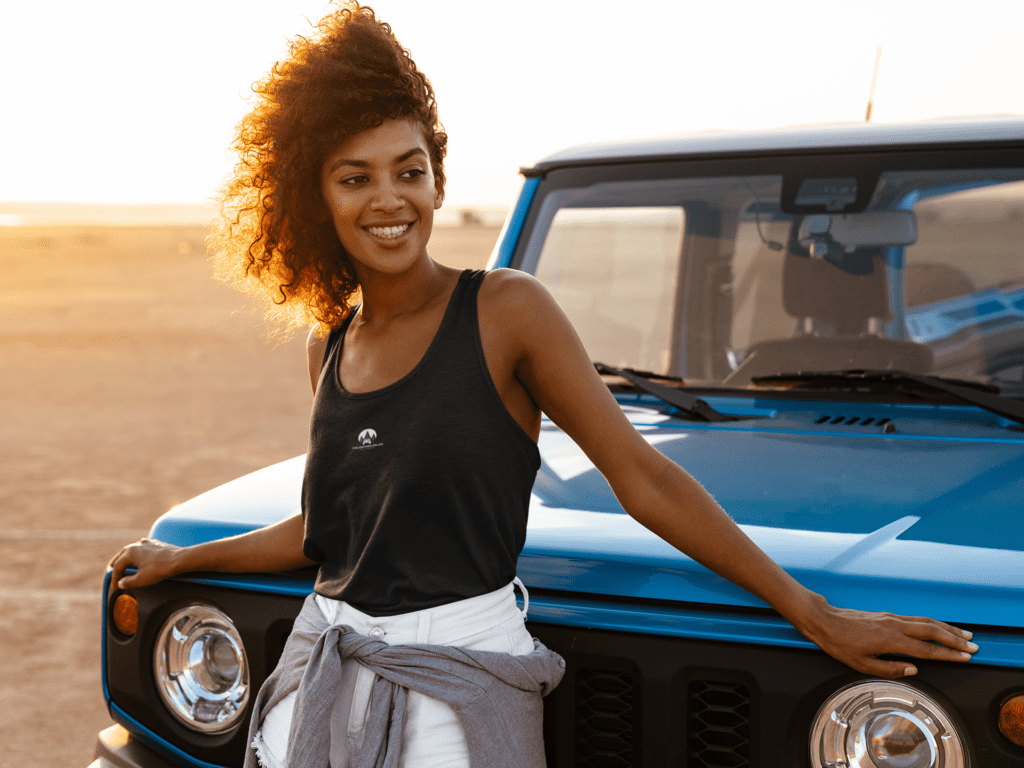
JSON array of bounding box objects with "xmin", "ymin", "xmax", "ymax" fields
[{"xmin": 519, "ymin": 154, "xmax": 1024, "ymax": 394}]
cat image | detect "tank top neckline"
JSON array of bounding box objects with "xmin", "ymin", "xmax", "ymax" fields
[{"xmin": 332, "ymin": 268, "xmax": 474, "ymax": 400}]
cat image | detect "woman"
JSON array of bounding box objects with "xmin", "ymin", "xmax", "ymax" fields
[{"xmin": 108, "ymin": 4, "xmax": 977, "ymax": 767}]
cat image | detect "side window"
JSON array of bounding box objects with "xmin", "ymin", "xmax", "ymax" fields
[
  {"xmin": 534, "ymin": 207, "xmax": 684, "ymax": 373},
  {"xmin": 905, "ymin": 181, "xmax": 1024, "ymax": 307}
]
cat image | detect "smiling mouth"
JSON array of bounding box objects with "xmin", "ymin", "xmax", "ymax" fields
[{"xmin": 365, "ymin": 223, "xmax": 412, "ymax": 239}]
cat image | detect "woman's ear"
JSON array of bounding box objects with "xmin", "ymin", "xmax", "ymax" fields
[{"xmin": 434, "ymin": 180, "xmax": 444, "ymax": 210}]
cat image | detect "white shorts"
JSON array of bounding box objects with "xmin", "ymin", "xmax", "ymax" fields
[{"xmin": 252, "ymin": 579, "xmax": 533, "ymax": 768}]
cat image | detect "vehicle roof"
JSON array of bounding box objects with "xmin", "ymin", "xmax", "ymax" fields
[{"xmin": 525, "ymin": 116, "xmax": 1024, "ymax": 174}]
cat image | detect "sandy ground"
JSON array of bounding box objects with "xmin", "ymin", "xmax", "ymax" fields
[{"xmin": 0, "ymin": 222, "xmax": 498, "ymax": 766}]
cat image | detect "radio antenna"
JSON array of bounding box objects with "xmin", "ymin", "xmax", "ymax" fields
[{"xmin": 865, "ymin": 46, "xmax": 882, "ymax": 122}]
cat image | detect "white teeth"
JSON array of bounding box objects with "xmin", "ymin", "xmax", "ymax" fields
[{"xmin": 366, "ymin": 224, "xmax": 411, "ymax": 239}]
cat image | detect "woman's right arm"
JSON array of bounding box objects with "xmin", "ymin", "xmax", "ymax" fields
[{"xmin": 108, "ymin": 510, "xmax": 314, "ymax": 591}]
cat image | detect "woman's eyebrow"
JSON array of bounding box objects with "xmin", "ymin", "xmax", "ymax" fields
[
  {"xmin": 394, "ymin": 147, "xmax": 427, "ymax": 163},
  {"xmin": 328, "ymin": 147, "xmax": 427, "ymax": 174}
]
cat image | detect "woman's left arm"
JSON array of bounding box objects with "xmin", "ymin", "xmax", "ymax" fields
[{"xmin": 488, "ymin": 270, "xmax": 977, "ymax": 679}]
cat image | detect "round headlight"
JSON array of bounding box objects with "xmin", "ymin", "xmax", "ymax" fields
[
  {"xmin": 153, "ymin": 604, "xmax": 250, "ymax": 733},
  {"xmin": 810, "ymin": 680, "xmax": 969, "ymax": 768}
]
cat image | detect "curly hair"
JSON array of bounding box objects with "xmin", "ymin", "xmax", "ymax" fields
[{"xmin": 209, "ymin": 2, "xmax": 447, "ymax": 338}]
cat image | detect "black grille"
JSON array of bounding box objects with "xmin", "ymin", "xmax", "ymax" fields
[
  {"xmin": 575, "ymin": 668, "xmax": 637, "ymax": 767},
  {"xmin": 688, "ymin": 680, "xmax": 751, "ymax": 768}
]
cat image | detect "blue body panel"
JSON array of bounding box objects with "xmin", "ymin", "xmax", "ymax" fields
[{"xmin": 151, "ymin": 393, "xmax": 1024, "ymax": 631}]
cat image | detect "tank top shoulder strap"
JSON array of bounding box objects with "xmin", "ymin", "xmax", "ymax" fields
[
  {"xmin": 460, "ymin": 268, "xmax": 487, "ymax": 297},
  {"xmin": 421, "ymin": 270, "xmax": 485, "ymax": 360},
  {"xmin": 444, "ymin": 268, "xmax": 486, "ymax": 310}
]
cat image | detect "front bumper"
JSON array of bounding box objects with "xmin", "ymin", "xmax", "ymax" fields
[{"xmin": 90, "ymin": 725, "xmax": 179, "ymax": 768}]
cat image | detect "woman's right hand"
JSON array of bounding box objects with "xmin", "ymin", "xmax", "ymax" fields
[
  {"xmin": 107, "ymin": 513, "xmax": 312, "ymax": 593},
  {"xmin": 108, "ymin": 538, "xmax": 182, "ymax": 591}
]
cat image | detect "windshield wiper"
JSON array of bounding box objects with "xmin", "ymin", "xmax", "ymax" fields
[
  {"xmin": 752, "ymin": 369, "xmax": 1024, "ymax": 427},
  {"xmin": 595, "ymin": 362, "xmax": 739, "ymax": 422}
]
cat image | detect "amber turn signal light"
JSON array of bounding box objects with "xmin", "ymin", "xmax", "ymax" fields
[
  {"xmin": 112, "ymin": 594, "xmax": 138, "ymax": 636},
  {"xmin": 999, "ymin": 694, "xmax": 1024, "ymax": 747}
]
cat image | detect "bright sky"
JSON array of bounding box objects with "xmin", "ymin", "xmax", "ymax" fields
[{"xmin": 3, "ymin": 0, "xmax": 1022, "ymax": 208}]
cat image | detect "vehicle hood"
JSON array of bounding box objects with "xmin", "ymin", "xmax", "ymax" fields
[{"xmin": 152, "ymin": 404, "xmax": 1024, "ymax": 628}]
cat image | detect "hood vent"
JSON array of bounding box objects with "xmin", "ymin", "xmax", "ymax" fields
[{"xmin": 815, "ymin": 414, "xmax": 895, "ymax": 431}]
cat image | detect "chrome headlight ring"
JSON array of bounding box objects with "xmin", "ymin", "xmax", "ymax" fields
[
  {"xmin": 153, "ymin": 603, "xmax": 250, "ymax": 734},
  {"xmin": 810, "ymin": 680, "xmax": 969, "ymax": 768}
]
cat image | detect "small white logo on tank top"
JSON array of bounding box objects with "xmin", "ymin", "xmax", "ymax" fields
[{"xmin": 354, "ymin": 428, "xmax": 382, "ymax": 450}]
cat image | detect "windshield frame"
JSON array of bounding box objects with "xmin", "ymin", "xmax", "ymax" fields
[
  {"xmin": 513, "ymin": 145, "xmax": 1023, "ymax": 272},
  {"xmin": 512, "ymin": 143, "xmax": 1024, "ymax": 400}
]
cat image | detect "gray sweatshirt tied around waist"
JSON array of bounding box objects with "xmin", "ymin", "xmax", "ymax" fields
[{"xmin": 244, "ymin": 593, "xmax": 565, "ymax": 768}]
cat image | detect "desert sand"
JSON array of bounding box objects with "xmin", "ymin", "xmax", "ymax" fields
[{"xmin": 0, "ymin": 220, "xmax": 499, "ymax": 766}]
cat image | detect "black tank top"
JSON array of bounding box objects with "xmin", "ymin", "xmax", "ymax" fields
[{"xmin": 301, "ymin": 269, "xmax": 541, "ymax": 616}]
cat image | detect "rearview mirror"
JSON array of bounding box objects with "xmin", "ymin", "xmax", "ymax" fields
[{"xmin": 798, "ymin": 211, "xmax": 917, "ymax": 252}]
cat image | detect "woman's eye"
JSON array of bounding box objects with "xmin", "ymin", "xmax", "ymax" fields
[
  {"xmin": 340, "ymin": 175, "xmax": 368, "ymax": 185},
  {"xmin": 400, "ymin": 168, "xmax": 426, "ymax": 179}
]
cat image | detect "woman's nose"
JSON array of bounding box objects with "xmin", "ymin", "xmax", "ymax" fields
[{"xmin": 370, "ymin": 179, "xmax": 404, "ymax": 211}]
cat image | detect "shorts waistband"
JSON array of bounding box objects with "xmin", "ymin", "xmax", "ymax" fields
[{"xmin": 313, "ymin": 579, "xmax": 529, "ymax": 646}]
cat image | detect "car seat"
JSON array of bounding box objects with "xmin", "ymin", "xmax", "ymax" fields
[{"xmin": 725, "ymin": 240, "xmax": 933, "ymax": 384}]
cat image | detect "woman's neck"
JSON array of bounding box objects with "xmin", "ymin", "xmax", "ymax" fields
[{"xmin": 354, "ymin": 256, "xmax": 455, "ymax": 325}]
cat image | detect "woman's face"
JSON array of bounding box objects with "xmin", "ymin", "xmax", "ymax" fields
[{"xmin": 320, "ymin": 118, "xmax": 443, "ymax": 279}]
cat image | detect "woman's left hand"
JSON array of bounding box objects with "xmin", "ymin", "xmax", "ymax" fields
[{"xmin": 799, "ymin": 594, "xmax": 978, "ymax": 678}]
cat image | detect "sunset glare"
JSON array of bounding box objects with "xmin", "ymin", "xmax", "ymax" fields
[{"xmin": 3, "ymin": 0, "xmax": 1023, "ymax": 212}]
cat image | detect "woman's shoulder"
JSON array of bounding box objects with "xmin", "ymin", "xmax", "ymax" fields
[
  {"xmin": 476, "ymin": 268, "xmax": 578, "ymax": 359},
  {"xmin": 477, "ymin": 268, "xmax": 555, "ymax": 318}
]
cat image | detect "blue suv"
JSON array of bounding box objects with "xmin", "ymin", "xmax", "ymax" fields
[{"xmin": 95, "ymin": 117, "xmax": 1024, "ymax": 768}]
